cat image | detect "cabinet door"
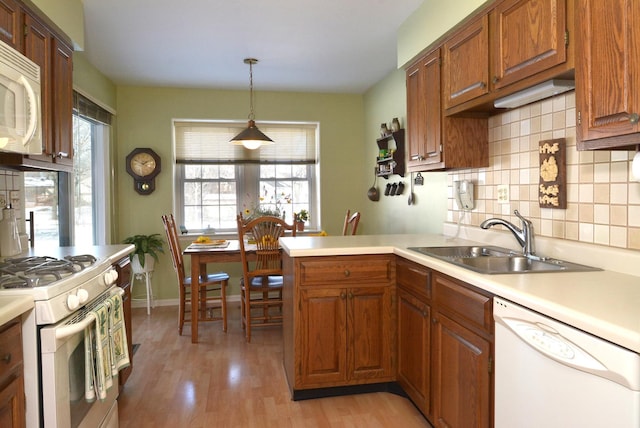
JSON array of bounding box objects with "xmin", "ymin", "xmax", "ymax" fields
[
  {"xmin": 299, "ymin": 287, "xmax": 347, "ymax": 386},
  {"xmin": 51, "ymin": 37, "xmax": 73, "ymax": 165},
  {"xmin": 575, "ymin": 0, "xmax": 640, "ymax": 148},
  {"xmin": 432, "ymin": 313, "xmax": 491, "ymax": 428},
  {"xmin": 115, "ymin": 258, "xmax": 133, "ymax": 387},
  {"xmin": 0, "ymin": 374, "xmax": 25, "ymax": 428},
  {"xmin": 348, "ymin": 286, "xmax": 394, "ymax": 381},
  {"xmin": 23, "ymin": 12, "xmax": 52, "ymax": 162},
  {"xmin": 443, "ymin": 14, "xmax": 489, "ymax": 110},
  {"xmin": 0, "ymin": 0, "xmax": 21, "ymax": 50},
  {"xmin": 492, "ymin": 0, "xmax": 567, "ymax": 90},
  {"xmin": 407, "ymin": 49, "xmax": 442, "ymax": 171},
  {"xmin": 397, "ymin": 289, "xmax": 431, "ymax": 418}
]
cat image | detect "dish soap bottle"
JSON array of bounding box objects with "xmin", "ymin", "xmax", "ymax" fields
[{"xmin": 0, "ymin": 204, "xmax": 22, "ymax": 257}]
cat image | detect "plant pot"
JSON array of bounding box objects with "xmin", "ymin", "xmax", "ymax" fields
[
  {"xmin": 296, "ymin": 221, "xmax": 305, "ymax": 232},
  {"xmin": 131, "ymin": 254, "xmax": 155, "ymax": 274}
]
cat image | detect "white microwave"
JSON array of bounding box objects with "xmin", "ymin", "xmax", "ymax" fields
[{"xmin": 0, "ymin": 39, "xmax": 42, "ymax": 155}]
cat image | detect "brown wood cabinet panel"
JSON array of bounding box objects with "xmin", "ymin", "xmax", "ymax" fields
[
  {"xmin": 51, "ymin": 37, "xmax": 73, "ymax": 166},
  {"xmin": 407, "ymin": 49, "xmax": 443, "ymax": 170},
  {"xmin": 443, "ymin": 14, "xmax": 489, "ymax": 110},
  {"xmin": 349, "ymin": 286, "xmax": 394, "ymax": 381},
  {"xmin": 433, "ymin": 272, "xmax": 493, "ymax": 336},
  {"xmin": 575, "ymin": 0, "xmax": 640, "ymax": 149},
  {"xmin": 0, "ymin": 318, "xmax": 25, "ymax": 428},
  {"xmin": 115, "ymin": 257, "xmax": 133, "ymax": 387},
  {"xmin": 491, "ymin": 0, "xmax": 567, "ymax": 89},
  {"xmin": 396, "ymin": 256, "xmax": 431, "ymax": 300},
  {"xmin": 397, "ymin": 289, "xmax": 431, "ymax": 418},
  {"xmin": 298, "ymin": 287, "xmax": 347, "ymax": 387},
  {"xmin": 0, "ymin": 0, "xmax": 21, "ymax": 50},
  {"xmin": 432, "ymin": 313, "xmax": 491, "ymax": 428},
  {"xmin": 299, "ymin": 256, "xmax": 393, "ymax": 286}
]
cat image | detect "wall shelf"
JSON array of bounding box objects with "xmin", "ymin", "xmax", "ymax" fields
[{"xmin": 376, "ymin": 129, "xmax": 405, "ymax": 178}]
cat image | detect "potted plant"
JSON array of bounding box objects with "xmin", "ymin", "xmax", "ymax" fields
[
  {"xmin": 122, "ymin": 233, "xmax": 165, "ymax": 273},
  {"xmin": 294, "ymin": 209, "xmax": 309, "ymax": 231}
]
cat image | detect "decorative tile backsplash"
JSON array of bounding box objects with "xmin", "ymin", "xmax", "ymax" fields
[{"xmin": 447, "ymin": 91, "xmax": 640, "ymax": 251}]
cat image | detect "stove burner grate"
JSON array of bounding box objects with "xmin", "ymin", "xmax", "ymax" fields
[{"xmin": 0, "ymin": 254, "xmax": 98, "ymax": 289}]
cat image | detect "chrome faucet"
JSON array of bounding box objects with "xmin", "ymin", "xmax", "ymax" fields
[{"xmin": 480, "ymin": 210, "xmax": 536, "ymax": 257}]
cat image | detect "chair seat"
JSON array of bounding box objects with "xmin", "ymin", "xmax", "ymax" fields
[
  {"xmin": 242, "ymin": 275, "xmax": 284, "ymax": 289},
  {"xmin": 184, "ymin": 272, "xmax": 230, "ymax": 286}
]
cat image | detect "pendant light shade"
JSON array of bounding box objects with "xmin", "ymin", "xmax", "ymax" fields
[{"xmin": 231, "ymin": 58, "xmax": 274, "ymax": 150}]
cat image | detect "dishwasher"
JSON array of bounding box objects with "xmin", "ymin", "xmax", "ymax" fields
[{"xmin": 493, "ymin": 297, "xmax": 640, "ymax": 428}]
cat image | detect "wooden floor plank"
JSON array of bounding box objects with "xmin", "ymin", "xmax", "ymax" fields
[{"xmin": 118, "ymin": 305, "xmax": 432, "ymax": 428}]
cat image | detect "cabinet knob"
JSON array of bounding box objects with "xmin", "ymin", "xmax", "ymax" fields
[
  {"xmin": 492, "ymin": 76, "xmax": 499, "ymax": 84},
  {"xmin": 340, "ymin": 292, "xmax": 346, "ymax": 300},
  {"xmin": 57, "ymin": 152, "xmax": 69, "ymax": 159},
  {"xmin": 1, "ymin": 353, "xmax": 11, "ymax": 364},
  {"xmin": 348, "ymin": 292, "xmax": 354, "ymax": 299},
  {"xmin": 344, "ymin": 269, "xmax": 350, "ymax": 277},
  {"xmin": 480, "ymin": 82, "xmax": 486, "ymax": 89},
  {"xmin": 422, "ymin": 310, "xmax": 428, "ymax": 318},
  {"xmin": 630, "ymin": 113, "xmax": 639, "ymax": 124},
  {"xmin": 432, "ymin": 318, "xmax": 437, "ymax": 324}
]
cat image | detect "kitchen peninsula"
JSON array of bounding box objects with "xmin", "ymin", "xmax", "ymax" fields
[{"xmin": 280, "ymin": 232, "xmax": 640, "ymax": 425}]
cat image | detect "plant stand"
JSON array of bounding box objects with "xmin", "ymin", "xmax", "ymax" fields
[{"xmin": 131, "ymin": 255, "xmax": 155, "ymax": 315}]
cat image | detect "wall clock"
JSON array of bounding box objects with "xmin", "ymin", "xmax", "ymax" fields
[{"xmin": 125, "ymin": 148, "xmax": 161, "ymax": 195}]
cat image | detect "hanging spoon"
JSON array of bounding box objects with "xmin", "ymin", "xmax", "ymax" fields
[{"xmin": 408, "ymin": 172, "xmax": 415, "ymax": 205}]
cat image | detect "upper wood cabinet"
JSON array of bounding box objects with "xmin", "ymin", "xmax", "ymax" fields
[
  {"xmin": 491, "ymin": 0, "xmax": 568, "ymax": 90},
  {"xmin": 0, "ymin": 0, "xmax": 21, "ymax": 50},
  {"xmin": 443, "ymin": 15, "xmax": 489, "ymax": 110},
  {"xmin": 439, "ymin": 0, "xmax": 572, "ymax": 115},
  {"xmin": 575, "ymin": 0, "xmax": 640, "ymax": 150},
  {"xmin": 406, "ymin": 48, "xmax": 488, "ymax": 172},
  {"xmin": 0, "ymin": 0, "xmax": 73, "ymax": 171}
]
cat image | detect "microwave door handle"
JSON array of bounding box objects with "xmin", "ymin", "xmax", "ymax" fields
[{"xmin": 18, "ymin": 76, "xmax": 38, "ymax": 146}]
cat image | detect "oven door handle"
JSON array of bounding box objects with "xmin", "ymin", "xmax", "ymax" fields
[{"xmin": 54, "ymin": 288, "xmax": 124, "ymax": 340}]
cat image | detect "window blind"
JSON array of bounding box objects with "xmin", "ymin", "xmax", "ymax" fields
[
  {"xmin": 73, "ymin": 92, "xmax": 112, "ymax": 125},
  {"xmin": 174, "ymin": 121, "xmax": 318, "ymax": 164}
]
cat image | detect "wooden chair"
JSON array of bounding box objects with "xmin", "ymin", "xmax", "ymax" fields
[
  {"xmin": 161, "ymin": 214, "xmax": 229, "ymax": 335},
  {"xmin": 236, "ymin": 215, "xmax": 296, "ymax": 342},
  {"xmin": 342, "ymin": 209, "xmax": 361, "ymax": 235}
]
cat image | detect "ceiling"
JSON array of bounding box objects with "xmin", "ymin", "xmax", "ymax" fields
[{"xmin": 81, "ymin": 0, "xmax": 423, "ymax": 94}]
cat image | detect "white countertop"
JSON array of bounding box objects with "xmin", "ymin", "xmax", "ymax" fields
[
  {"xmin": 0, "ymin": 295, "xmax": 33, "ymax": 326},
  {"xmin": 281, "ymin": 233, "xmax": 640, "ymax": 354}
]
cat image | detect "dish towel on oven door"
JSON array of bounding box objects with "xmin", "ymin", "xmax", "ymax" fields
[{"xmin": 84, "ymin": 292, "xmax": 130, "ymax": 402}]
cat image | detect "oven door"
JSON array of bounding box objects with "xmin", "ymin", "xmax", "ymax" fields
[{"xmin": 40, "ymin": 299, "xmax": 119, "ymax": 428}]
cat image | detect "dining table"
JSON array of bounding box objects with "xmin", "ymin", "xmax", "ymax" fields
[{"xmin": 183, "ymin": 239, "xmax": 254, "ymax": 343}]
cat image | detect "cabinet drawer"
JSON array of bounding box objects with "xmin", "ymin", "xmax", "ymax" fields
[
  {"xmin": 433, "ymin": 273, "xmax": 492, "ymax": 334},
  {"xmin": 0, "ymin": 321, "xmax": 22, "ymax": 379},
  {"xmin": 299, "ymin": 256, "xmax": 393, "ymax": 286},
  {"xmin": 396, "ymin": 257, "xmax": 431, "ymax": 299}
]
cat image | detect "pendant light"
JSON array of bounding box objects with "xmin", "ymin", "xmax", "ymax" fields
[{"xmin": 230, "ymin": 58, "xmax": 274, "ymax": 150}]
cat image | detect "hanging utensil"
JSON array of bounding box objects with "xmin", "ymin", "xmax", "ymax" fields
[
  {"xmin": 408, "ymin": 173, "xmax": 415, "ymax": 205},
  {"xmin": 367, "ymin": 168, "xmax": 380, "ymax": 201}
]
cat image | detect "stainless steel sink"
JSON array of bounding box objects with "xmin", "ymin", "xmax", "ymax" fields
[{"xmin": 408, "ymin": 246, "xmax": 601, "ymax": 274}]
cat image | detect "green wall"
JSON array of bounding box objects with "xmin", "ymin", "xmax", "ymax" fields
[{"xmin": 115, "ymin": 86, "xmax": 365, "ymax": 299}]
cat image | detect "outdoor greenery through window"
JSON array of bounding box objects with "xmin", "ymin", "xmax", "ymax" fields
[{"xmin": 174, "ymin": 120, "xmax": 319, "ymax": 233}]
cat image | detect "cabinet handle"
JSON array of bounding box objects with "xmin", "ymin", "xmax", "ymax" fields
[
  {"xmin": 411, "ymin": 154, "xmax": 425, "ymax": 161},
  {"xmin": 57, "ymin": 152, "xmax": 69, "ymax": 159},
  {"xmin": 492, "ymin": 76, "xmax": 499, "ymax": 84},
  {"xmin": 344, "ymin": 269, "xmax": 350, "ymax": 277},
  {"xmin": 1, "ymin": 353, "xmax": 11, "ymax": 364},
  {"xmin": 348, "ymin": 292, "xmax": 354, "ymax": 299},
  {"xmin": 630, "ymin": 113, "xmax": 639, "ymax": 124},
  {"xmin": 340, "ymin": 292, "xmax": 346, "ymax": 300},
  {"xmin": 480, "ymin": 82, "xmax": 486, "ymax": 89}
]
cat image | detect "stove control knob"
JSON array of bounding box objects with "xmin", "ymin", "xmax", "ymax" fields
[
  {"xmin": 67, "ymin": 294, "xmax": 80, "ymax": 310},
  {"xmin": 102, "ymin": 269, "xmax": 118, "ymax": 286},
  {"xmin": 77, "ymin": 288, "xmax": 89, "ymax": 304}
]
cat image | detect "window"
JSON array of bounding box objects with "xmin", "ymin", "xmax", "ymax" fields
[
  {"xmin": 24, "ymin": 92, "xmax": 112, "ymax": 246},
  {"xmin": 174, "ymin": 121, "xmax": 319, "ymax": 233}
]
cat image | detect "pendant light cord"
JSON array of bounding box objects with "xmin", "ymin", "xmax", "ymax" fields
[{"xmin": 246, "ymin": 58, "xmax": 257, "ymax": 121}]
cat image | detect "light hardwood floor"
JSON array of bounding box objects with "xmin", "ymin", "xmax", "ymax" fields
[{"xmin": 118, "ymin": 304, "xmax": 432, "ymax": 428}]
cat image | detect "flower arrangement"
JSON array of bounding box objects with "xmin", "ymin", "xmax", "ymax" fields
[{"xmin": 243, "ymin": 188, "xmax": 292, "ymax": 221}]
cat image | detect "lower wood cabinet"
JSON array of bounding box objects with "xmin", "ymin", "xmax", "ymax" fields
[
  {"xmin": 283, "ymin": 254, "xmax": 396, "ymax": 392},
  {"xmin": 0, "ymin": 317, "xmax": 25, "ymax": 428},
  {"xmin": 114, "ymin": 256, "xmax": 133, "ymax": 388},
  {"xmin": 432, "ymin": 272, "xmax": 493, "ymax": 428},
  {"xmin": 396, "ymin": 258, "xmax": 493, "ymax": 428}
]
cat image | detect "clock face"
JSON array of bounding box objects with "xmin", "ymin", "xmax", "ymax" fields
[{"xmin": 130, "ymin": 152, "xmax": 157, "ymax": 177}]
